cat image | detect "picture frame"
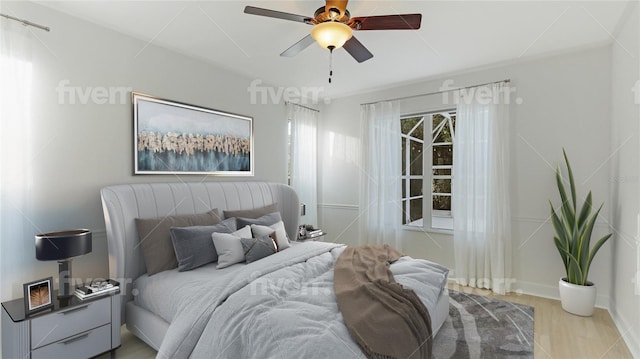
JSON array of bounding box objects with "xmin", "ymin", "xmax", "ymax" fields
[
  {"xmin": 23, "ymin": 277, "xmax": 54, "ymax": 315},
  {"xmin": 132, "ymin": 92, "xmax": 254, "ymax": 175}
]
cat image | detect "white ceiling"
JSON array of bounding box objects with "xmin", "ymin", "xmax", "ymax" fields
[{"xmin": 37, "ymin": 0, "xmax": 630, "ymax": 99}]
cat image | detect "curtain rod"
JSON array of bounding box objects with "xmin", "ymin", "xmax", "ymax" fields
[
  {"xmin": 0, "ymin": 13, "xmax": 50, "ymax": 32},
  {"xmin": 361, "ymin": 79, "xmax": 511, "ymax": 106},
  {"xmin": 285, "ymin": 101, "xmax": 320, "ymax": 113}
]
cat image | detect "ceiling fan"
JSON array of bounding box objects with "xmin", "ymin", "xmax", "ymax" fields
[{"xmin": 244, "ymin": 0, "xmax": 422, "ymax": 63}]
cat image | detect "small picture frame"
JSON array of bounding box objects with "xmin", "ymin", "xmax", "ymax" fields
[{"xmin": 23, "ymin": 277, "xmax": 54, "ymax": 315}]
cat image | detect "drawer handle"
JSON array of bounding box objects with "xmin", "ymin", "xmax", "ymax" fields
[
  {"xmin": 62, "ymin": 333, "xmax": 89, "ymax": 345},
  {"xmin": 61, "ymin": 304, "xmax": 89, "ymax": 314}
]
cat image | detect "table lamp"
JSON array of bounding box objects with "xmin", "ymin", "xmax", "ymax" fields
[{"xmin": 35, "ymin": 229, "xmax": 92, "ymax": 297}]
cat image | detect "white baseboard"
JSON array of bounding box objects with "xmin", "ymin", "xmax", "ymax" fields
[{"xmin": 447, "ymin": 277, "xmax": 609, "ymax": 309}]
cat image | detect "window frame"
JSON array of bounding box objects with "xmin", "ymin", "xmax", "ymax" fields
[{"xmin": 401, "ymin": 109, "xmax": 456, "ymax": 234}]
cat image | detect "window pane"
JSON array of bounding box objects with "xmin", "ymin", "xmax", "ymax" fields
[
  {"xmin": 433, "ymin": 145, "xmax": 453, "ymax": 165},
  {"xmin": 410, "ymin": 179, "xmax": 423, "ymax": 197},
  {"xmin": 402, "ymin": 179, "xmax": 407, "ymax": 198},
  {"xmin": 401, "ymin": 137, "xmax": 407, "ymax": 176},
  {"xmin": 401, "ymin": 117, "xmax": 424, "ymax": 140},
  {"xmin": 402, "ymin": 199, "xmax": 409, "ymax": 225},
  {"xmin": 409, "ymin": 140, "xmax": 423, "ymax": 175},
  {"xmin": 432, "ymin": 178, "xmax": 451, "ymax": 194},
  {"xmin": 431, "ymin": 113, "xmax": 455, "ymax": 143},
  {"xmin": 403, "ymin": 198, "xmax": 423, "ymax": 226},
  {"xmin": 432, "ymin": 114, "xmax": 446, "ymax": 131},
  {"xmin": 433, "ymin": 195, "xmax": 451, "ymax": 211},
  {"xmin": 432, "ymin": 114, "xmax": 453, "ymax": 143}
]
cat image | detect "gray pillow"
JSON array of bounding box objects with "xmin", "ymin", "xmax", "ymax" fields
[
  {"xmin": 251, "ymin": 221, "xmax": 290, "ymax": 250},
  {"xmin": 170, "ymin": 217, "xmax": 237, "ymax": 272},
  {"xmin": 136, "ymin": 209, "xmax": 222, "ymax": 275},
  {"xmin": 240, "ymin": 235, "xmax": 278, "ymax": 264},
  {"xmin": 236, "ymin": 211, "xmax": 283, "ymax": 228},
  {"xmin": 212, "ymin": 226, "xmax": 253, "ymax": 269},
  {"xmin": 223, "ymin": 203, "xmax": 279, "ymax": 220}
]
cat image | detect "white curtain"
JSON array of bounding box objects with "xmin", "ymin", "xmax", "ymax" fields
[
  {"xmin": 1, "ymin": 18, "xmax": 34, "ymax": 300},
  {"xmin": 359, "ymin": 101, "xmax": 402, "ymax": 248},
  {"xmin": 288, "ymin": 104, "xmax": 318, "ymax": 227},
  {"xmin": 452, "ymin": 83, "xmax": 511, "ymax": 294}
]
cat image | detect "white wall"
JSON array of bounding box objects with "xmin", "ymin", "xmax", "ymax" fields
[
  {"xmin": 0, "ymin": 1, "xmax": 288, "ymax": 303},
  {"xmin": 609, "ymin": 1, "xmax": 640, "ymax": 356},
  {"xmin": 319, "ymin": 45, "xmax": 614, "ymax": 307}
]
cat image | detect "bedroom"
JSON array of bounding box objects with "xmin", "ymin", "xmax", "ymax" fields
[{"xmin": 0, "ymin": 0, "xmax": 638, "ymax": 358}]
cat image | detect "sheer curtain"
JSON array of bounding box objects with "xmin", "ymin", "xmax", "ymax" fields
[
  {"xmin": 452, "ymin": 83, "xmax": 511, "ymax": 294},
  {"xmin": 359, "ymin": 101, "xmax": 402, "ymax": 248},
  {"xmin": 1, "ymin": 19, "xmax": 34, "ymax": 300},
  {"xmin": 288, "ymin": 104, "xmax": 318, "ymax": 227}
]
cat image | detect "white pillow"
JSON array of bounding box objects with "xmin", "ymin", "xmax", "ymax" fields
[
  {"xmin": 251, "ymin": 221, "xmax": 290, "ymax": 250},
  {"xmin": 212, "ymin": 225, "xmax": 252, "ymax": 269}
]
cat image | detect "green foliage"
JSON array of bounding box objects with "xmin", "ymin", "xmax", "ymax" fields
[{"xmin": 549, "ymin": 149, "xmax": 612, "ymax": 286}]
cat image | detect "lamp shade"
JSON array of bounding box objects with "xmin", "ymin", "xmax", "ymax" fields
[
  {"xmin": 311, "ymin": 21, "xmax": 353, "ymax": 49},
  {"xmin": 35, "ymin": 229, "xmax": 92, "ymax": 261}
]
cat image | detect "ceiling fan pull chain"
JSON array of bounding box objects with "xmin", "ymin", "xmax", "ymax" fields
[{"xmin": 328, "ymin": 46, "xmax": 334, "ymax": 83}]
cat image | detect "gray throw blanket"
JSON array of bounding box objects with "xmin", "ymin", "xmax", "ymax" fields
[{"xmin": 334, "ymin": 245, "xmax": 433, "ymax": 359}]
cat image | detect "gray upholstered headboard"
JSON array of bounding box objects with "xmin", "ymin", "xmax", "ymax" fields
[{"xmin": 100, "ymin": 182, "xmax": 300, "ymax": 317}]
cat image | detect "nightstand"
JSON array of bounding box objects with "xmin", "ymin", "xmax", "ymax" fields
[
  {"xmin": 298, "ymin": 232, "xmax": 327, "ymax": 242},
  {"xmin": 1, "ymin": 289, "xmax": 121, "ymax": 359}
]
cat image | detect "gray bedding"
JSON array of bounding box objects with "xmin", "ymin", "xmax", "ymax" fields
[{"xmin": 142, "ymin": 241, "xmax": 448, "ymax": 359}]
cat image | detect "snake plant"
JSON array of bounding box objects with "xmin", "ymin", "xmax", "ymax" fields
[{"xmin": 549, "ymin": 149, "xmax": 612, "ymax": 286}]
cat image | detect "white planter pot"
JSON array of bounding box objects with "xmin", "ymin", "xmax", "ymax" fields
[{"xmin": 558, "ymin": 278, "xmax": 596, "ymax": 317}]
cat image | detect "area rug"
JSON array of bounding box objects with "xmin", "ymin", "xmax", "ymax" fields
[{"xmin": 432, "ymin": 290, "xmax": 534, "ymax": 358}]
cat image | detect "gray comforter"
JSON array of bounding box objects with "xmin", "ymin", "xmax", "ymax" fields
[{"xmin": 155, "ymin": 241, "xmax": 448, "ymax": 359}]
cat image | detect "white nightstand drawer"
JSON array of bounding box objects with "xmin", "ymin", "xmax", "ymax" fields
[
  {"xmin": 31, "ymin": 323, "xmax": 111, "ymax": 359},
  {"xmin": 31, "ymin": 297, "xmax": 110, "ymax": 349}
]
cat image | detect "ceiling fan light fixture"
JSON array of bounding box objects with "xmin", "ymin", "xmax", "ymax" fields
[{"xmin": 310, "ymin": 21, "xmax": 353, "ymax": 50}]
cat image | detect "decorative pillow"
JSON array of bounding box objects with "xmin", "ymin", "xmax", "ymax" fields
[
  {"xmin": 250, "ymin": 221, "xmax": 290, "ymax": 250},
  {"xmin": 241, "ymin": 235, "xmax": 277, "ymax": 264},
  {"xmin": 136, "ymin": 209, "xmax": 222, "ymax": 275},
  {"xmin": 236, "ymin": 211, "xmax": 283, "ymax": 228},
  {"xmin": 223, "ymin": 203, "xmax": 279, "ymax": 220},
  {"xmin": 170, "ymin": 217, "xmax": 237, "ymax": 272},
  {"xmin": 212, "ymin": 225, "xmax": 252, "ymax": 269}
]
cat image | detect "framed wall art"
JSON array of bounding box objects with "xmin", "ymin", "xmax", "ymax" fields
[
  {"xmin": 132, "ymin": 92, "xmax": 254, "ymax": 175},
  {"xmin": 23, "ymin": 277, "xmax": 54, "ymax": 315}
]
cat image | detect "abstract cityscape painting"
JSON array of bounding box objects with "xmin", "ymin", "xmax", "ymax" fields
[{"xmin": 133, "ymin": 93, "xmax": 253, "ymax": 175}]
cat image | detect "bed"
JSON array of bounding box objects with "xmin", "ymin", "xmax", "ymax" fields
[{"xmin": 101, "ymin": 181, "xmax": 449, "ymax": 358}]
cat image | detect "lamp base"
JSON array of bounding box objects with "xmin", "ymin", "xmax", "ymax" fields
[{"xmin": 58, "ymin": 259, "xmax": 73, "ymax": 298}]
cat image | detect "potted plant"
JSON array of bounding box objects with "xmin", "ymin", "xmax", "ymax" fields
[{"xmin": 549, "ymin": 149, "xmax": 612, "ymax": 316}]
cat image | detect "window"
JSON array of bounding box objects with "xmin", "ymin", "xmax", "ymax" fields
[{"xmin": 401, "ymin": 111, "xmax": 456, "ymax": 231}]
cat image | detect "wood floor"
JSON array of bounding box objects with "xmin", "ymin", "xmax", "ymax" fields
[{"xmin": 99, "ymin": 286, "xmax": 633, "ymax": 359}]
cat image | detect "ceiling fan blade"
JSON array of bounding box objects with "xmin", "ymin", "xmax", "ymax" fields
[
  {"xmin": 343, "ymin": 36, "xmax": 373, "ymax": 63},
  {"xmin": 280, "ymin": 35, "xmax": 316, "ymax": 57},
  {"xmin": 325, "ymin": 0, "xmax": 349, "ymax": 16},
  {"xmin": 351, "ymin": 14, "xmax": 422, "ymax": 30},
  {"xmin": 244, "ymin": 6, "xmax": 311, "ymax": 24}
]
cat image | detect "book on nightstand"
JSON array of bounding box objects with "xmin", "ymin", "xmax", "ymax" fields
[
  {"xmin": 74, "ymin": 279, "xmax": 120, "ymax": 300},
  {"xmin": 307, "ymin": 230, "xmax": 324, "ymax": 238}
]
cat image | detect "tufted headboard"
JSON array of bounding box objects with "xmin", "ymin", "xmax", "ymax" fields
[{"xmin": 100, "ymin": 182, "xmax": 300, "ymax": 316}]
